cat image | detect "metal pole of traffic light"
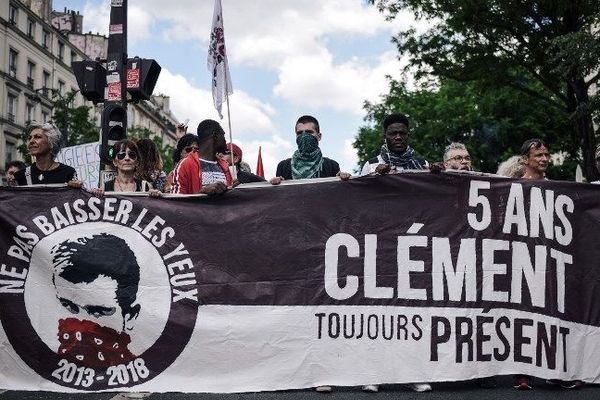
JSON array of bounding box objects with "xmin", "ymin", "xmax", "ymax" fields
[{"xmin": 99, "ymin": 0, "xmax": 128, "ymax": 183}]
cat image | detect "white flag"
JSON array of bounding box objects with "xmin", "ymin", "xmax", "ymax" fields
[{"xmin": 207, "ymin": 0, "xmax": 233, "ymax": 119}]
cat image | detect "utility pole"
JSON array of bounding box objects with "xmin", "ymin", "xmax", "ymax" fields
[
  {"xmin": 72, "ymin": 0, "xmax": 161, "ymax": 186},
  {"xmin": 100, "ymin": 0, "xmax": 128, "ymax": 169}
]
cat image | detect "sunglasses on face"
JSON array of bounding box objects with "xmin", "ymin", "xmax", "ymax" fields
[
  {"xmin": 185, "ymin": 146, "xmax": 199, "ymax": 153},
  {"xmin": 116, "ymin": 151, "xmax": 137, "ymax": 160}
]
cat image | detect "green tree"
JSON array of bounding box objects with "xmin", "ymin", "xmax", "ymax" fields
[
  {"xmin": 127, "ymin": 126, "xmax": 175, "ymax": 173},
  {"xmin": 369, "ymin": 0, "xmax": 600, "ymax": 180},
  {"xmin": 51, "ymin": 90, "xmax": 99, "ymax": 146},
  {"xmin": 355, "ymin": 78, "xmax": 576, "ymax": 178}
]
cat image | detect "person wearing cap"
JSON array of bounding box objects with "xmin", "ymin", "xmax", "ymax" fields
[
  {"xmin": 271, "ymin": 115, "xmax": 341, "ymax": 184},
  {"xmin": 220, "ymin": 143, "xmax": 265, "ymax": 184},
  {"xmin": 171, "ymin": 119, "xmax": 233, "ymax": 195},
  {"xmin": 15, "ymin": 122, "xmax": 81, "ymax": 187},
  {"xmin": 361, "ymin": 113, "xmax": 428, "ymax": 176},
  {"xmin": 592, "ymin": 145, "xmax": 600, "ymax": 184}
]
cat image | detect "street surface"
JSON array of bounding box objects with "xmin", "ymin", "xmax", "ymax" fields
[{"xmin": 1, "ymin": 377, "xmax": 599, "ymax": 400}]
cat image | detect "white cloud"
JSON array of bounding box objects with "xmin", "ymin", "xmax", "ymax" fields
[
  {"xmin": 81, "ymin": 2, "xmax": 109, "ymax": 35},
  {"xmin": 128, "ymin": 6, "xmax": 153, "ymax": 44},
  {"xmin": 274, "ymin": 50, "xmax": 402, "ymax": 115},
  {"xmin": 82, "ymin": 2, "xmax": 152, "ymax": 44},
  {"xmin": 77, "ymin": 0, "xmax": 430, "ymax": 171},
  {"xmin": 153, "ymin": 69, "xmax": 288, "ymax": 177},
  {"xmin": 154, "ymin": 69, "xmax": 277, "ymax": 136}
]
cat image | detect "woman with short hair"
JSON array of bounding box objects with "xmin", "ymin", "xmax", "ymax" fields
[{"xmin": 15, "ymin": 122, "xmax": 80, "ymax": 186}]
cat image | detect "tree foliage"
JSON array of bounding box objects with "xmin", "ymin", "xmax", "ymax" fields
[
  {"xmin": 363, "ymin": 0, "xmax": 600, "ymax": 179},
  {"xmin": 354, "ymin": 78, "xmax": 576, "ymax": 178},
  {"xmin": 127, "ymin": 126, "xmax": 176, "ymax": 173}
]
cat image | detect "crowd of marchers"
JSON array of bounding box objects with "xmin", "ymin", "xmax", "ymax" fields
[
  {"xmin": 5, "ymin": 114, "xmax": 600, "ymax": 193},
  {"xmin": 2, "ymin": 114, "xmax": 599, "ymax": 393}
]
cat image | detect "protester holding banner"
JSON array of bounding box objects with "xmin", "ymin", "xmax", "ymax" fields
[
  {"xmin": 358, "ymin": 112, "xmax": 432, "ymax": 393},
  {"xmin": 14, "ymin": 123, "xmax": 81, "ymax": 187},
  {"xmin": 171, "ymin": 119, "xmax": 232, "ymax": 194},
  {"xmin": 92, "ymin": 139, "xmax": 151, "ymax": 195},
  {"xmin": 360, "ymin": 113, "xmax": 429, "ymax": 176},
  {"xmin": 137, "ymin": 138, "xmax": 168, "ymax": 192},
  {"xmin": 4, "ymin": 160, "xmax": 26, "ymax": 186},
  {"xmin": 271, "ymin": 115, "xmax": 342, "ymax": 184},
  {"xmin": 220, "ymin": 143, "xmax": 265, "ymax": 184},
  {"xmin": 520, "ymin": 138, "xmax": 550, "ymax": 180},
  {"xmin": 443, "ymin": 143, "xmax": 472, "ymax": 171}
]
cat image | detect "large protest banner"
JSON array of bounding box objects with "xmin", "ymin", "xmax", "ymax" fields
[{"xmin": 1, "ymin": 173, "xmax": 600, "ymax": 393}]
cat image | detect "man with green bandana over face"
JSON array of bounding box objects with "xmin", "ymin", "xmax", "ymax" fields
[{"xmin": 271, "ymin": 115, "xmax": 342, "ymax": 185}]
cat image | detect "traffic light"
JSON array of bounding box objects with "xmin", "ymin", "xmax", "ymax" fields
[
  {"xmin": 71, "ymin": 60, "xmax": 106, "ymax": 104},
  {"xmin": 126, "ymin": 57, "xmax": 161, "ymax": 102},
  {"xmin": 100, "ymin": 104, "xmax": 127, "ymax": 164}
]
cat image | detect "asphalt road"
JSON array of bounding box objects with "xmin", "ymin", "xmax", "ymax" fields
[{"xmin": 2, "ymin": 377, "xmax": 599, "ymax": 400}]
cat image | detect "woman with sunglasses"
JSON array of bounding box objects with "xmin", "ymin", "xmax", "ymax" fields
[{"xmin": 93, "ymin": 139, "xmax": 151, "ymax": 195}]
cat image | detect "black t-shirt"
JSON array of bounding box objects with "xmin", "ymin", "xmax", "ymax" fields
[
  {"xmin": 103, "ymin": 178, "xmax": 150, "ymax": 192},
  {"xmin": 15, "ymin": 163, "xmax": 77, "ymax": 185}
]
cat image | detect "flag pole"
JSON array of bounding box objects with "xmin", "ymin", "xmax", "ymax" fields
[{"xmin": 225, "ymin": 74, "xmax": 236, "ymax": 181}]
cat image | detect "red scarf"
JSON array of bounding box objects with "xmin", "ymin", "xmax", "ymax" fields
[{"xmin": 57, "ymin": 318, "xmax": 136, "ymax": 368}]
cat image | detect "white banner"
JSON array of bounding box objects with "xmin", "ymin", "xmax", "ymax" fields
[
  {"xmin": 55, "ymin": 142, "xmax": 101, "ymax": 189},
  {"xmin": 1, "ymin": 304, "xmax": 600, "ymax": 392}
]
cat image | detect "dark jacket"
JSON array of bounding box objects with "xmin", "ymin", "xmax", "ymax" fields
[{"xmin": 275, "ymin": 157, "xmax": 340, "ymax": 180}]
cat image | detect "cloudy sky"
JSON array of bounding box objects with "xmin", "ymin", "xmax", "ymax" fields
[{"xmin": 54, "ymin": 0, "xmax": 421, "ymax": 176}]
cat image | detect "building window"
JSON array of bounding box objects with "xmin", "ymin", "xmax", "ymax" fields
[
  {"xmin": 27, "ymin": 61, "xmax": 35, "ymax": 88},
  {"xmin": 42, "ymin": 110, "xmax": 49, "ymax": 123},
  {"xmin": 27, "ymin": 18, "xmax": 35, "ymax": 38},
  {"xmin": 58, "ymin": 80, "xmax": 65, "ymax": 95},
  {"xmin": 58, "ymin": 42, "xmax": 65, "ymax": 61},
  {"xmin": 5, "ymin": 142, "xmax": 16, "ymax": 164},
  {"xmin": 42, "ymin": 30, "xmax": 50, "ymax": 49},
  {"xmin": 25, "ymin": 103, "xmax": 35, "ymax": 124},
  {"xmin": 71, "ymin": 51, "xmax": 77, "ymax": 64},
  {"xmin": 9, "ymin": 4, "xmax": 17, "ymax": 25},
  {"xmin": 8, "ymin": 48, "xmax": 18, "ymax": 77},
  {"xmin": 7, "ymin": 94, "xmax": 17, "ymax": 123},
  {"xmin": 42, "ymin": 70, "xmax": 50, "ymax": 91}
]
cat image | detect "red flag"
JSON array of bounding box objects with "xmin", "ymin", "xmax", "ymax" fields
[{"xmin": 256, "ymin": 146, "xmax": 264, "ymax": 178}]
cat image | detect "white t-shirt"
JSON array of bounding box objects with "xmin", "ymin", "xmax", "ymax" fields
[{"xmin": 200, "ymin": 159, "xmax": 226, "ymax": 184}]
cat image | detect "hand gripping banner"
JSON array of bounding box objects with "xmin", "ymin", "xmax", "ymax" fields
[{"xmin": 1, "ymin": 173, "xmax": 600, "ymax": 392}]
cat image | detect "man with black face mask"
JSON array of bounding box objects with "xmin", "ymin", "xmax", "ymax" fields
[
  {"xmin": 361, "ymin": 113, "xmax": 428, "ymax": 176},
  {"xmin": 271, "ymin": 115, "xmax": 341, "ymax": 184}
]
